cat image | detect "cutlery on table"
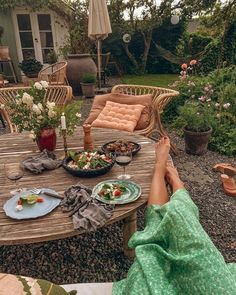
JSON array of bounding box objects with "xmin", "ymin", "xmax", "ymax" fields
[{"xmin": 30, "ymin": 188, "xmax": 64, "ymax": 199}]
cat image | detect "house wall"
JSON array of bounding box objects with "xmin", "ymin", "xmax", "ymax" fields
[
  {"xmin": 0, "ymin": 7, "xmax": 70, "ymax": 82},
  {"xmin": 0, "ymin": 10, "xmax": 22, "ymax": 82},
  {"xmin": 53, "ymin": 13, "xmax": 70, "ymax": 55}
]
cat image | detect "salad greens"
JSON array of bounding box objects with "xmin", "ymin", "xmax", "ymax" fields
[
  {"xmin": 98, "ymin": 183, "xmax": 127, "ymax": 200},
  {"xmin": 68, "ymin": 151, "xmax": 113, "ymax": 170}
]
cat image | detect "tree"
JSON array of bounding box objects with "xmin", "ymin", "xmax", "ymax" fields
[{"xmin": 108, "ymin": 0, "xmax": 218, "ymax": 74}]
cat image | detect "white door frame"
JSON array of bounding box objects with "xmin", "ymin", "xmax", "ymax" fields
[{"xmin": 12, "ymin": 9, "xmax": 56, "ymax": 65}]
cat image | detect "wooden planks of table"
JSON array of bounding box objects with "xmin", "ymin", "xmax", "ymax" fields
[{"xmin": 0, "ymin": 127, "xmax": 156, "ymax": 257}]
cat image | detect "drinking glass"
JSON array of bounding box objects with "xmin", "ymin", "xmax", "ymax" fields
[{"xmin": 115, "ymin": 150, "xmax": 132, "ymax": 180}]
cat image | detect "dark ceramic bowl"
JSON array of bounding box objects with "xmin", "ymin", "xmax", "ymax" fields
[
  {"xmin": 62, "ymin": 150, "xmax": 115, "ymax": 178},
  {"xmin": 101, "ymin": 141, "xmax": 141, "ymax": 156}
]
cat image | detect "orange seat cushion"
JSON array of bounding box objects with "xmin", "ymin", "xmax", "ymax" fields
[
  {"xmin": 91, "ymin": 101, "xmax": 145, "ymax": 132},
  {"xmin": 85, "ymin": 93, "xmax": 153, "ymax": 130}
]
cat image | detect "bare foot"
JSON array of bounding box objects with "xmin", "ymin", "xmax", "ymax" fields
[
  {"xmin": 155, "ymin": 137, "xmax": 171, "ymax": 173},
  {"xmin": 166, "ymin": 165, "xmax": 184, "ymax": 193}
]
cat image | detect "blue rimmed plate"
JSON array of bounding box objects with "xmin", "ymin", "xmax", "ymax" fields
[
  {"xmin": 92, "ymin": 180, "xmax": 142, "ymax": 205},
  {"xmin": 3, "ymin": 188, "xmax": 61, "ymax": 220}
]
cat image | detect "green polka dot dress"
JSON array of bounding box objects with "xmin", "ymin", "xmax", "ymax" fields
[{"xmin": 112, "ymin": 189, "xmax": 236, "ymax": 295}]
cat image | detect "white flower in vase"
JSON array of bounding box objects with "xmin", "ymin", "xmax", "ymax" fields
[
  {"xmin": 22, "ymin": 92, "xmax": 33, "ymax": 106},
  {"xmin": 34, "ymin": 82, "xmax": 43, "ymax": 90},
  {"xmin": 40, "ymin": 80, "xmax": 49, "ymax": 88},
  {"xmin": 32, "ymin": 104, "xmax": 41, "ymax": 115}
]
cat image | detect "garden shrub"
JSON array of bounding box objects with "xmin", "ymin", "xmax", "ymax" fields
[
  {"xmin": 176, "ymin": 32, "xmax": 213, "ymax": 58},
  {"xmin": 197, "ymin": 38, "xmax": 223, "ymax": 74},
  {"xmin": 164, "ymin": 66, "xmax": 236, "ymax": 156},
  {"xmin": 198, "ymin": 21, "xmax": 236, "ymax": 75}
]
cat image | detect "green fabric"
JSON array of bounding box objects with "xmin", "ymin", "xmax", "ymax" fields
[{"xmin": 113, "ymin": 189, "xmax": 236, "ymax": 295}]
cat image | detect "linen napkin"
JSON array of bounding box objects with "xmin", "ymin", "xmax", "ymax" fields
[
  {"xmin": 61, "ymin": 183, "xmax": 114, "ymax": 231},
  {"xmin": 22, "ymin": 149, "xmax": 62, "ymax": 174}
]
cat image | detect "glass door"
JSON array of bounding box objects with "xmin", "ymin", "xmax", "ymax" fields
[
  {"xmin": 14, "ymin": 12, "xmax": 55, "ymax": 64},
  {"xmin": 37, "ymin": 14, "xmax": 54, "ymax": 64},
  {"xmin": 16, "ymin": 14, "xmax": 36, "ymax": 60}
]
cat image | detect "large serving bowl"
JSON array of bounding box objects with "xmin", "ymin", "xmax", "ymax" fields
[
  {"xmin": 101, "ymin": 140, "xmax": 141, "ymax": 156},
  {"xmin": 62, "ymin": 150, "xmax": 115, "ymax": 178}
]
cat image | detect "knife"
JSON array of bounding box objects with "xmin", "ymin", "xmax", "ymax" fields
[{"xmin": 43, "ymin": 191, "xmax": 64, "ymax": 200}]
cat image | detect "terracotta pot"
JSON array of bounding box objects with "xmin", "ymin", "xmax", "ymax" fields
[
  {"xmin": 66, "ymin": 54, "xmax": 97, "ymax": 96},
  {"xmin": 80, "ymin": 82, "xmax": 96, "ymax": 98},
  {"xmin": 183, "ymin": 127, "xmax": 212, "ymax": 155},
  {"xmin": 36, "ymin": 127, "xmax": 57, "ymax": 152},
  {"xmin": 0, "ymin": 46, "xmax": 10, "ymax": 60}
]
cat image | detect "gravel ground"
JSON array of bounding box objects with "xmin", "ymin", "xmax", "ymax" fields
[{"xmin": 0, "ymin": 80, "xmax": 235, "ymax": 285}]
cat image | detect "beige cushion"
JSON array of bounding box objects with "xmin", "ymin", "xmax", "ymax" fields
[
  {"xmin": 85, "ymin": 93, "xmax": 152, "ymax": 130},
  {"xmin": 91, "ymin": 101, "xmax": 145, "ymax": 132}
]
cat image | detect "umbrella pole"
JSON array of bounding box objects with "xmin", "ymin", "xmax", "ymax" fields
[{"xmin": 97, "ymin": 39, "xmax": 102, "ymax": 89}]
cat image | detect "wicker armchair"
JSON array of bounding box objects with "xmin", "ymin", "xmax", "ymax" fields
[
  {"xmin": 112, "ymin": 84, "xmax": 179, "ymax": 153},
  {"xmin": 0, "ymin": 85, "xmax": 72, "ymax": 133},
  {"xmin": 38, "ymin": 61, "xmax": 68, "ymax": 85}
]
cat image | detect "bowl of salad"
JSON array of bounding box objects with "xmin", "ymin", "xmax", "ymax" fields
[{"xmin": 62, "ymin": 150, "xmax": 115, "ymax": 177}]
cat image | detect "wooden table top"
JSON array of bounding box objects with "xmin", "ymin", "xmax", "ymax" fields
[{"xmin": 0, "ymin": 127, "xmax": 156, "ymax": 245}]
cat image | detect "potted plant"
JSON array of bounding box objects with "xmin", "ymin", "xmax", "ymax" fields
[
  {"xmin": 46, "ymin": 49, "xmax": 58, "ymax": 65},
  {"xmin": 19, "ymin": 58, "xmax": 43, "ymax": 78},
  {"xmin": 59, "ymin": 1, "xmax": 96, "ymax": 96},
  {"xmin": 0, "ymin": 26, "xmax": 10, "ymax": 60},
  {"xmin": 178, "ymin": 97, "xmax": 213, "ymax": 155},
  {"xmin": 80, "ymin": 73, "xmax": 97, "ymax": 98}
]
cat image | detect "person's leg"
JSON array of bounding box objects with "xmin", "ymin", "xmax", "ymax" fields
[
  {"xmin": 148, "ymin": 137, "xmax": 170, "ymax": 206},
  {"xmin": 165, "ymin": 165, "xmax": 184, "ymax": 194}
]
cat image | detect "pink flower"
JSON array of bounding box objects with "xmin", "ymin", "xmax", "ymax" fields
[
  {"xmin": 215, "ymin": 103, "xmax": 220, "ymax": 107},
  {"xmin": 181, "ymin": 63, "xmax": 188, "ymax": 70},
  {"xmin": 198, "ymin": 96, "xmax": 206, "ymax": 102},
  {"xmin": 190, "ymin": 60, "xmax": 197, "ymax": 66},
  {"xmin": 223, "ymin": 103, "xmax": 231, "ymax": 109}
]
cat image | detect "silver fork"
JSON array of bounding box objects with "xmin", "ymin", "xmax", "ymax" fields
[{"xmin": 31, "ymin": 188, "xmax": 63, "ymax": 199}]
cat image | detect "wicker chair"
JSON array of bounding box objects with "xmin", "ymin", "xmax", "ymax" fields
[
  {"xmin": 0, "ymin": 85, "xmax": 72, "ymax": 133},
  {"xmin": 38, "ymin": 61, "xmax": 68, "ymax": 85},
  {"xmin": 109, "ymin": 84, "xmax": 179, "ymax": 153}
]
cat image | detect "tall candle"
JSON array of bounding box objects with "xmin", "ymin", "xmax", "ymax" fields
[{"xmin": 61, "ymin": 113, "xmax": 66, "ymax": 130}]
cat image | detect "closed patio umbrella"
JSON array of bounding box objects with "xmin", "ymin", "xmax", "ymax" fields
[{"xmin": 88, "ymin": 0, "xmax": 112, "ymax": 89}]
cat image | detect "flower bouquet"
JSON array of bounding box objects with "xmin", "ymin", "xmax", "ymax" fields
[{"xmin": 6, "ymin": 81, "xmax": 81, "ymax": 151}]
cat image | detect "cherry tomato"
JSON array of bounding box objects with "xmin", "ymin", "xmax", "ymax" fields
[
  {"xmin": 36, "ymin": 197, "xmax": 44, "ymax": 203},
  {"xmin": 114, "ymin": 189, "xmax": 121, "ymax": 196},
  {"xmin": 17, "ymin": 199, "xmax": 22, "ymax": 205}
]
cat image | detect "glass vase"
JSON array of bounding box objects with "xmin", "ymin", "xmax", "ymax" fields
[{"xmin": 36, "ymin": 126, "xmax": 57, "ymax": 152}]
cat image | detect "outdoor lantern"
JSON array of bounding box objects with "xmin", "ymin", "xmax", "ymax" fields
[{"xmin": 171, "ymin": 15, "xmax": 180, "ymax": 25}]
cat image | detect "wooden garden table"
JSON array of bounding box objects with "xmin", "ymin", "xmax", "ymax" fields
[{"xmin": 0, "ymin": 127, "xmax": 156, "ymax": 257}]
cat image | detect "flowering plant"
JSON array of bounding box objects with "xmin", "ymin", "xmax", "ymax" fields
[
  {"xmin": 177, "ymin": 82, "xmax": 214, "ymax": 132},
  {"xmin": 180, "ymin": 60, "xmax": 197, "ymax": 79},
  {"xmin": 6, "ymin": 81, "xmax": 81, "ymax": 139}
]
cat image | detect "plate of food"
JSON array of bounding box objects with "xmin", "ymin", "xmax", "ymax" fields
[
  {"xmin": 3, "ymin": 188, "xmax": 61, "ymax": 220},
  {"xmin": 62, "ymin": 150, "xmax": 115, "ymax": 177},
  {"xmin": 92, "ymin": 180, "xmax": 142, "ymax": 204},
  {"xmin": 101, "ymin": 140, "xmax": 141, "ymax": 156}
]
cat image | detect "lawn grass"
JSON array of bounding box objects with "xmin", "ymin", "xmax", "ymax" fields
[{"xmin": 121, "ymin": 74, "xmax": 178, "ymax": 88}]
